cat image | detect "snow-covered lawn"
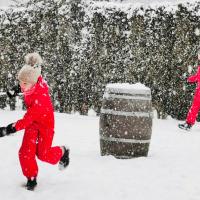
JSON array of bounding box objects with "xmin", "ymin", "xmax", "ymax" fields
[{"xmin": 0, "ymin": 110, "xmax": 200, "ymax": 200}]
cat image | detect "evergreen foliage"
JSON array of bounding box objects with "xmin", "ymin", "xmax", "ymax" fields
[{"xmin": 1, "ymin": 0, "xmax": 200, "ymax": 119}]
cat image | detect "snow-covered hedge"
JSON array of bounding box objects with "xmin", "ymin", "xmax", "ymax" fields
[{"xmin": 1, "ymin": 0, "xmax": 200, "ymax": 119}]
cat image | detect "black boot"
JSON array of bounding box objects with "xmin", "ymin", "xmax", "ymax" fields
[
  {"xmin": 178, "ymin": 122, "xmax": 192, "ymax": 131},
  {"xmin": 59, "ymin": 146, "xmax": 70, "ymax": 170},
  {"xmin": 26, "ymin": 177, "xmax": 37, "ymax": 191}
]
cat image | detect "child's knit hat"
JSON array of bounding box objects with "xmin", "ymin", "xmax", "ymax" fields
[{"xmin": 18, "ymin": 52, "xmax": 43, "ymax": 84}]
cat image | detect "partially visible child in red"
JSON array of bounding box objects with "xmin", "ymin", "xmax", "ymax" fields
[
  {"xmin": 179, "ymin": 54, "xmax": 200, "ymax": 130},
  {"xmin": 0, "ymin": 53, "xmax": 69, "ymax": 190}
]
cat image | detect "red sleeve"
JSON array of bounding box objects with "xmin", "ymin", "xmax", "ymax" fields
[
  {"xmin": 188, "ymin": 75, "xmax": 198, "ymax": 83},
  {"xmin": 187, "ymin": 66, "xmax": 200, "ymax": 83},
  {"xmin": 14, "ymin": 105, "xmax": 38, "ymax": 131}
]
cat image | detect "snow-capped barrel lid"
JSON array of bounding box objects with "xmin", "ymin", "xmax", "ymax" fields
[{"xmin": 103, "ymin": 83, "xmax": 151, "ymax": 100}]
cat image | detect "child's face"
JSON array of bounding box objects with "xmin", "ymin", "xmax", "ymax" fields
[{"xmin": 19, "ymin": 81, "xmax": 34, "ymax": 92}]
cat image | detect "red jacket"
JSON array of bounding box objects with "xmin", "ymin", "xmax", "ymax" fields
[
  {"xmin": 15, "ymin": 76, "xmax": 54, "ymax": 131},
  {"xmin": 187, "ymin": 65, "xmax": 200, "ymax": 89}
]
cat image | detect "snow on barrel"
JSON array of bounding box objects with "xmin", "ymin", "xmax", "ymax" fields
[{"xmin": 99, "ymin": 83, "xmax": 153, "ymax": 158}]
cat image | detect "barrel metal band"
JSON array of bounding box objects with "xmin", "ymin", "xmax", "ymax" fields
[
  {"xmin": 100, "ymin": 135, "xmax": 150, "ymax": 144},
  {"xmin": 101, "ymin": 108, "xmax": 152, "ymax": 118},
  {"xmin": 104, "ymin": 94, "xmax": 151, "ymax": 101}
]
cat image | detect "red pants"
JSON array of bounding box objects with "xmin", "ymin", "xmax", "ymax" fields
[
  {"xmin": 18, "ymin": 124, "xmax": 62, "ymax": 178},
  {"xmin": 186, "ymin": 90, "xmax": 200, "ymax": 125}
]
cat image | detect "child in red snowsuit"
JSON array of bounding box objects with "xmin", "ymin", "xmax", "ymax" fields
[
  {"xmin": 0, "ymin": 53, "xmax": 69, "ymax": 190},
  {"xmin": 179, "ymin": 63, "xmax": 200, "ymax": 130}
]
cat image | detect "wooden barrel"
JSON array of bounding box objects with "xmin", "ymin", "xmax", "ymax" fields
[{"xmin": 99, "ymin": 83, "xmax": 153, "ymax": 158}]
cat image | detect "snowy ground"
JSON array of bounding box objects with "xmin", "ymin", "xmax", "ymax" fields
[{"xmin": 0, "ymin": 110, "xmax": 200, "ymax": 200}]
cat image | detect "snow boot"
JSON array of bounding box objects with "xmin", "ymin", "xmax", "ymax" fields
[
  {"xmin": 59, "ymin": 146, "xmax": 70, "ymax": 170},
  {"xmin": 178, "ymin": 122, "xmax": 192, "ymax": 131},
  {"xmin": 26, "ymin": 177, "xmax": 37, "ymax": 191}
]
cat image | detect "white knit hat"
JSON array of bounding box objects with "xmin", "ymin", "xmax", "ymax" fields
[
  {"xmin": 25, "ymin": 52, "xmax": 43, "ymax": 66},
  {"xmin": 18, "ymin": 52, "xmax": 43, "ymax": 84}
]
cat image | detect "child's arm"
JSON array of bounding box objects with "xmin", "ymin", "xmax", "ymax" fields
[
  {"xmin": 0, "ymin": 104, "xmax": 39, "ymax": 136},
  {"xmin": 0, "ymin": 108, "xmax": 36, "ymax": 137},
  {"xmin": 14, "ymin": 105, "xmax": 39, "ymax": 131},
  {"xmin": 187, "ymin": 74, "xmax": 198, "ymax": 83},
  {"xmin": 0, "ymin": 106, "xmax": 37, "ymax": 136},
  {"xmin": 187, "ymin": 66, "xmax": 200, "ymax": 83}
]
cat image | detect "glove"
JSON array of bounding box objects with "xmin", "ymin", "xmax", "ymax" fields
[
  {"xmin": 7, "ymin": 84, "xmax": 21, "ymax": 98},
  {"xmin": 0, "ymin": 123, "xmax": 17, "ymax": 137}
]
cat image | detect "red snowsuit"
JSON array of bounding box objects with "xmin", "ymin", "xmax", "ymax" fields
[
  {"xmin": 186, "ymin": 65, "xmax": 200, "ymax": 125},
  {"xmin": 15, "ymin": 76, "xmax": 62, "ymax": 179}
]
